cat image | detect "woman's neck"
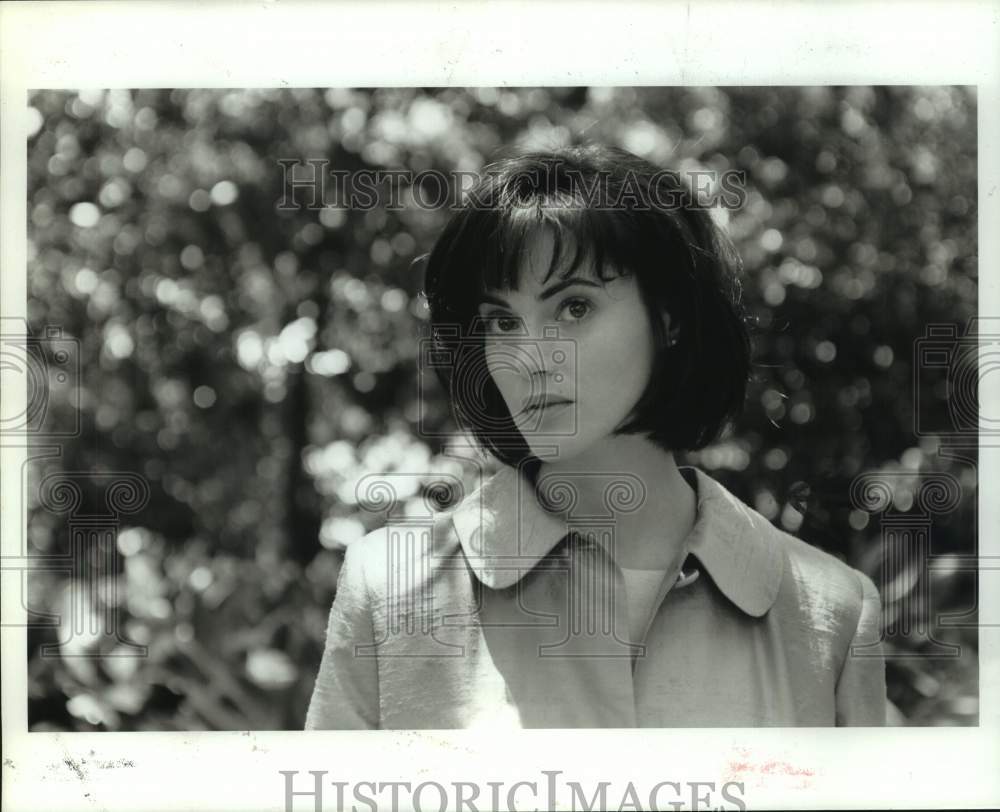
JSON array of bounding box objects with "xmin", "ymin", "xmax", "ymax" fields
[{"xmin": 532, "ymin": 434, "xmax": 697, "ymax": 569}]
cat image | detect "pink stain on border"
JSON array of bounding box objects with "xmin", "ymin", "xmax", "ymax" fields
[{"xmin": 723, "ymin": 746, "xmax": 816, "ymax": 790}]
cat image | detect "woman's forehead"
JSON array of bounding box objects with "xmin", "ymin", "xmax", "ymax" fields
[
  {"xmin": 481, "ymin": 226, "xmax": 601, "ymax": 295},
  {"xmin": 480, "ymin": 261, "xmax": 603, "ymax": 299}
]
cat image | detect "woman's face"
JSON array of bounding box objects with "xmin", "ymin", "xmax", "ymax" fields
[{"xmin": 477, "ymin": 228, "xmax": 663, "ymax": 461}]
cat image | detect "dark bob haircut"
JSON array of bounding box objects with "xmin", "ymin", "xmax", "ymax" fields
[{"xmin": 420, "ymin": 143, "xmax": 753, "ymax": 470}]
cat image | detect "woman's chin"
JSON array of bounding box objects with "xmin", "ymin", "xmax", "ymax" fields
[{"xmin": 523, "ymin": 434, "xmax": 592, "ymax": 464}]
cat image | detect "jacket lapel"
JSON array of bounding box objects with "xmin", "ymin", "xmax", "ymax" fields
[
  {"xmin": 450, "ymin": 464, "xmax": 784, "ymax": 617},
  {"xmin": 450, "ymin": 464, "xmax": 568, "ymax": 589}
]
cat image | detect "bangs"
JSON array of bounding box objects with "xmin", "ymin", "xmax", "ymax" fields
[{"xmin": 473, "ymin": 199, "xmax": 637, "ymax": 303}]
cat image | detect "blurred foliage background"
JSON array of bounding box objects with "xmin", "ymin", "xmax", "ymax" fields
[{"xmin": 23, "ymin": 86, "xmax": 978, "ymax": 730}]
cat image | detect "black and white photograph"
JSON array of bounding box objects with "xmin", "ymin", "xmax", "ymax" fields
[{"xmin": 2, "ymin": 2, "xmax": 998, "ymax": 811}]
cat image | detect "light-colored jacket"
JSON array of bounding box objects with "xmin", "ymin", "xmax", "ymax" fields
[{"xmin": 305, "ymin": 465, "xmax": 887, "ymax": 728}]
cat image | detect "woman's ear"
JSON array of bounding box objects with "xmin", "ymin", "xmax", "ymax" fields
[{"xmin": 662, "ymin": 311, "xmax": 681, "ymax": 347}]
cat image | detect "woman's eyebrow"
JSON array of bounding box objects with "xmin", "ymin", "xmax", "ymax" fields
[{"xmin": 480, "ymin": 277, "xmax": 603, "ymax": 308}]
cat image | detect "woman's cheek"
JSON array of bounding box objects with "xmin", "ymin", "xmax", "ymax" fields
[
  {"xmin": 495, "ymin": 378, "xmax": 522, "ymax": 416},
  {"xmin": 484, "ymin": 356, "xmax": 517, "ymax": 411},
  {"xmin": 581, "ymin": 330, "xmax": 630, "ymax": 386}
]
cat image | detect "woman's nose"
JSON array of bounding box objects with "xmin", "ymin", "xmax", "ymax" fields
[{"xmin": 522, "ymin": 326, "xmax": 569, "ymax": 381}]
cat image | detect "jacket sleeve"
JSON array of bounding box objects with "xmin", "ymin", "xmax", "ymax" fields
[
  {"xmin": 834, "ymin": 568, "xmax": 888, "ymax": 726},
  {"xmin": 305, "ymin": 540, "xmax": 380, "ymax": 729}
]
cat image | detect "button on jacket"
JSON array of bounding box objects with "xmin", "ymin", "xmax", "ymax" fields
[{"xmin": 305, "ymin": 465, "xmax": 888, "ymax": 729}]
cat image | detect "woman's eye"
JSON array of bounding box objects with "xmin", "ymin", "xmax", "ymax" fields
[
  {"xmin": 559, "ymin": 297, "xmax": 593, "ymax": 322},
  {"xmin": 484, "ymin": 314, "xmax": 522, "ymax": 334}
]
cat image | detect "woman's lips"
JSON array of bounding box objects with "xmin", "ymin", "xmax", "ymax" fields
[{"xmin": 524, "ymin": 399, "xmax": 573, "ymax": 413}]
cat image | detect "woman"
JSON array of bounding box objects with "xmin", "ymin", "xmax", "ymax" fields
[{"xmin": 305, "ymin": 144, "xmax": 887, "ymax": 728}]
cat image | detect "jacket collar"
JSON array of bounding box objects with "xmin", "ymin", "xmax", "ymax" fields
[{"xmin": 450, "ymin": 464, "xmax": 784, "ymax": 617}]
